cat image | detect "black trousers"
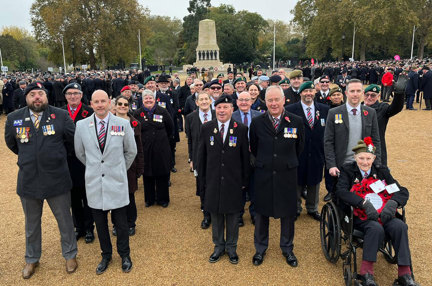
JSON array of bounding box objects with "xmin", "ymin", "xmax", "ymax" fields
[
  {"xmin": 425, "ymin": 98, "xmax": 431, "ymax": 109},
  {"xmin": 211, "ymin": 212, "xmax": 239, "ymax": 255},
  {"xmin": 254, "ymin": 213, "xmax": 295, "ymax": 255},
  {"xmin": 355, "ymin": 218, "xmax": 411, "ymax": 265},
  {"xmin": 112, "ymin": 193, "xmax": 137, "ymax": 228},
  {"xmin": 71, "ymin": 186, "xmax": 94, "ymax": 233},
  {"xmin": 92, "ymin": 206, "xmax": 130, "ymax": 259},
  {"xmin": 143, "ymin": 175, "xmax": 170, "ymax": 205},
  {"xmin": 195, "ymin": 176, "xmax": 210, "ymax": 218},
  {"xmin": 240, "ymin": 172, "xmax": 256, "ymax": 218}
]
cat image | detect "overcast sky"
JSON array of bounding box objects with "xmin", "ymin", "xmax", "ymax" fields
[{"xmin": 1, "ymin": 0, "xmax": 296, "ymax": 33}]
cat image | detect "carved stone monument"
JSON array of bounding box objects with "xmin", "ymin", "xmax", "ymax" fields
[{"xmin": 183, "ymin": 19, "xmax": 230, "ymax": 72}]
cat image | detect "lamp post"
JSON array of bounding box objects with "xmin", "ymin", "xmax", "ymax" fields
[
  {"xmin": 341, "ymin": 33, "xmax": 346, "ymax": 61},
  {"xmin": 71, "ymin": 41, "xmax": 76, "ymax": 71}
]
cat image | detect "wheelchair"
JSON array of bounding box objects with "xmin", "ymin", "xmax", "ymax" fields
[{"xmin": 319, "ymin": 198, "xmax": 413, "ymax": 286}]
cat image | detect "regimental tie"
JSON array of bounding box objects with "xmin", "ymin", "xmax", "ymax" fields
[
  {"xmin": 98, "ymin": 120, "xmax": 106, "ymax": 148},
  {"xmin": 33, "ymin": 113, "xmax": 40, "ymax": 130},
  {"xmin": 306, "ymin": 107, "xmax": 313, "ymax": 128},
  {"xmin": 352, "ymin": 108, "xmax": 357, "ymax": 116},
  {"xmin": 204, "ymin": 113, "xmax": 208, "ymax": 123},
  {"xmin": 71, "ymin": 108, "xmax": 76, "ymax": 116},
  {"xmin": 220, "ymin": 123, "xmax": 225, "ymax": 142},
  {"xmin": 273, "ymin": 117, "xmax": 280, "ymax": 131},
  {"xmin": 243, "ymin": 112, "xmax": 248, "ymax": 126}
]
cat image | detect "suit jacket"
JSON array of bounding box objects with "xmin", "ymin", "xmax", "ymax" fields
[
  {"xmin": 184, "ymin": 93, "xmax": 197, "ymax": 115},
  {"xmin": 185, "ymin": 109, "xmax": 216, "ymax": 166},
  {"xmin": 249, "ymin": 111, "xmax": 305, "ymax": 218},
  {"xmin": 420, "ymin": 70, "xmax": 432, "ymax": 99},
  {"xmin": 13, "ymin": 88, "xmax": 26, "ymax": 110},
  {"xmin": 5, "ymin": 106, "xmax": 75, "ymax": 199},
  {"xmin": 231, "ymin": 109, "xmax": 261, "ymax": 126},
  {"xmin": 61, "ymin": 103, "xmax": 94, "ymax": 188},
  {"xmin": 74, "ymin": 113, "xmax": 137, "ymax": 211},
  {"xmin": 324, "ymin": 104, "xmax": 381, "ymax": 170},
  {"xmin": 197, "ymin": 119, "xmax": 250, "ymax": 214},
  {"xmin": 286, "ymin": 102, "xmax": 329, "ymax": 185}
]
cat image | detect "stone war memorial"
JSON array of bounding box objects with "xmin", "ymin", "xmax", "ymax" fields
[{"xmin": 183, "ymin": 19, "xmax": 230, "ymax": 71}]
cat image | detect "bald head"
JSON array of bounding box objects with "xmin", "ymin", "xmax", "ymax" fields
[
  {"xmin": 237, "ymin": 91, "xmax": 252, "ymax": 113},
  {"xmin": 91, "ymin": 89, "xmax": 111, "ymax": 119}
]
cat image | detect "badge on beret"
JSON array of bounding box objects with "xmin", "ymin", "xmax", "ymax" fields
[
  {"xmin": 37, "ymin": 82, "xmax": 43, "ymax": 88},
  {"xmin": 73, "ymin": 84, "xmax": 78, "ymax": 88}
]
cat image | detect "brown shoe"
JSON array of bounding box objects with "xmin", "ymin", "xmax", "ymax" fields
[
  {"xmin": 66, "ymin": 258, "xmax": 78, "ymax": 274},
  {"xmin": 22, "ymin": 262, "xmax": 39, "ymax": 279}
]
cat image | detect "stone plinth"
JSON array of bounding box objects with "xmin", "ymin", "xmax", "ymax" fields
[{"xmin": 193, "ymin": 19, "xmax": 223, "ymax": 69}]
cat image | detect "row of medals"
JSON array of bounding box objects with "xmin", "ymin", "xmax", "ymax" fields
[{"xmin": 111, "ymin": 127, "xmax": 125, "ymax": 136}]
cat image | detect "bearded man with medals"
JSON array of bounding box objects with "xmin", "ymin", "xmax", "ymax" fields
[
  {"xmin": 335, "ymin": 138, "xmax": 418, "ymax": 286},
  {"xmin": 61, "ymin": 83, "xmax": 95, "ymax": 244}
]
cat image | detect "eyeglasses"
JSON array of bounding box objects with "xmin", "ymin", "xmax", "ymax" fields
[
  {"xmin": 117, "ymin": 102, "xmax": 129, "ymax": 107},
  {"xmin": 210, "ymin": 86, "xmax": 222, "ymax": 90},
  {"xmin": 65, "ymin": 92, "xmax": 81, "ymax": 96},
  {"xmin": 195, "ymin": 84, "xmax": 203, "ymax": 86},
  {"xmin": 320, "ymin": 81, "xmax": 330, "ymax": 84},
  {"xmin": 364, "ymin": 93, "xmax": 378, "ymax": 98},
  {"xmin": 237, "ymin": 98, "xmax": 250, "ymax": 102}
]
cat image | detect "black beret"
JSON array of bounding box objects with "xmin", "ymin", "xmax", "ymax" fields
[
  {"xmin": 203, "ymin": 82, "xmax": 211, "ymax": 89},
  {"xmin": 209, "ymin": 79, "xmax": 222, "ymax": 87},
  {"xmin": 62, "ymin": 83, "xmax": 82, "ymax": 95},
  {"xmin": 24, "ymin": 81, "xmax": 47, "ymax": 96},
  {"xmin": 214, "ymin": 94, "xmax": 233, "ymax": 107},
  {"xmin": 320, "ymin": 75, "xmax": 330, "ymax": 82},
  {"xmin": 269, "ymin": 75, "xmax": 282, "ymax": 84},
  {"xmin": 157, "ymin": 75, "xmax": 170, "ymax": 83}
]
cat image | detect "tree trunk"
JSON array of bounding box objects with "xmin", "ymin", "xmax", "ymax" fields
[
  {"xmin": 89, "ymin": 45, "xmax": 96, "ymax": 69},
  {"xmin": 360, "ymin": 42, "xmax": 366, "ymax": 61},
  {"xmin": 100, "ymin": 52, "xmax": 106, "ymax": 70},
  {"xmin": 417, "ymin": 36, "xmax": 426, "ymax": 59}
]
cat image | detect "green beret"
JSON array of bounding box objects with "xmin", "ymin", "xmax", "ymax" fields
[
  {"xmin": 279, "ymin": 78, "xmax": 290, "ymax": 85},
  {"xmin": 144, "ymin": 75, "xmax": 156, "ymax": 85},
  {"xmin": 298, "ymin": 81, "xmax": 315, "ymax": 94},
  {"xmin": 233, "ymin": 77, "xmax": 246, "ymax": 85},
  {"xmin": 289, "ymin": 70, "xmax": 303, "ymax": 79},
  {"xmin": 364, "ymin": 84, "xmax": 380, "ymax": 94},
  {"xmin": 352, "ymin": 137, "xmax": 376, "ymax": 155},
  {"xmin": 217, "ymin": 73, "xmax": 224, "ymax": 78}
]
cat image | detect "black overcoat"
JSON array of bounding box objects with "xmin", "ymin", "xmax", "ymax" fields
[
  {"xmin": 197, "ymin": 119, "xmax": 250, "ymax": 214},
  {"xmin": 249, "ymin": 111, "xmax": 305, "ymax": 218}
]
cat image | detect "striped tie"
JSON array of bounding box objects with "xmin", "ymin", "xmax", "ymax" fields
[
  {"xmin": 98, "ymin": 120, "xmax": 106, "ymax": 148},
  {"xmin": 33, "ymin": 113, "xmax": 40, "ymax": 130},
  {"xmin": 204, "ymin": 113, "xmax": 208, "ymax": 123},
  {"xmin": 220, "ymin": 123, "xmax": 225, "ymax": 141},
  {"xmin": 273, "ymin": 117, "xmax": 280, "ymax": 130},
  {"xmin": 307, "ymin": 107, "xmax": 313, "ymax": 128}
]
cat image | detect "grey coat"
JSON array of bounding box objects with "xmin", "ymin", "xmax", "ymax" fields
[{"xmin": 74, "ymin": 113, "xmax": 137, "ymax": 211}]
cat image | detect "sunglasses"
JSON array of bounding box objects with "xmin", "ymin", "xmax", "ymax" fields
[
  {"xmin": 117, "ymin": 102, "xmax": 129, "ymax": 107},
  {"xmin": 210, "ymin": 86, "xmax": 222, "ymax": 90},
  {"xmin": 320, "ymin": 81, "xmax": 330, "ymax": 84}
]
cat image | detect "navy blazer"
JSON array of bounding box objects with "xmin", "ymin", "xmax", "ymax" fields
[{"xmin": 232, "ymin": 109, "xmax": 261, "ymax": 127}]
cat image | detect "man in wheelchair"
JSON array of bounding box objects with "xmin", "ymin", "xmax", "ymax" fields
[{"xmin": 335, "ymin": 137, "xmax": 418, "ymax": 286}]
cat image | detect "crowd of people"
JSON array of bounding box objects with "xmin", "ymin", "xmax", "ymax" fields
[{"xmin": 3, "ymin": 59, "xmax": 425, "ymax": 285}]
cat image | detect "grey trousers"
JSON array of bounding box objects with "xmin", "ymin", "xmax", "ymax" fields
[
  {"xmin": 296, "ymin": 184, "xmax": 320, "ymax": 213},
  {"xmin": 210, "ymin": 212, "xmax": 239, "ymax": 255},
  {"xmin": 20, "ymin": 191, "xmax": 78, "ymax": 263}
]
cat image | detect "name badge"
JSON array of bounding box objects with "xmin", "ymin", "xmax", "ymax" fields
[
  {"xmin": 153, "ymin": 115, "xmax": 163, "ymax": 123},
  {"xmin": 158, "ymin": 102, "xmax": 166, "ymax": 108},
  {"xmin": 13, "ymin": 120, "xmax": 23, "ymax": 126}
]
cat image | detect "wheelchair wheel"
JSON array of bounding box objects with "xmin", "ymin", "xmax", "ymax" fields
[
  {"xmin": 320, "ymin": 202, "xmax": 341, "ymax": 263},
  {"xmin": 382, "ymin": 239, "xmax": 397, "ymax": 264},
  {"xmin": 343, "ymin": 266, "xmax": 352, "ymax": 286}
]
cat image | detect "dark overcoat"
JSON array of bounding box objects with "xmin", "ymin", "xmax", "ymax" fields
[
  {"xmin": 134, "ymin": 105, "xmax": 173, "ymax": 176},
  {"xmin": 5, "ymin": 105, "xmax": 75, "ymax": 199},
  {"xmin": 197, "ymin": 119, "xmax": 249, "ymax": 214},
  {"xmin": 249, "ymin": 111, "xmax": 305, "ymax": 218},
  {"xmin": 127, "ymin": 115, "xmax": 144, "ymax": 193},
  {"xmin": 286, "ymin": 102, "xmax": 329, "ymax": 186}
]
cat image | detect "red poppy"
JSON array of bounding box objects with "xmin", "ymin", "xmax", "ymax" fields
[
  {"xmin": 363, "ymin": 110, "xmax": 368, "ymax": 116},
  {"xmin": 50, "ymin": 113, "xmax": 56, "ymax": 119},
  {"xmin": 157, "ymin": 97, "xmax": 160, "ymax": 102},
  {"xmin": 132, "ymin": 120, "xmax": 138, "ymax": 127},
  {"xmin": 285, "ymin": 116, "xmax": 290, "ymax": 122},
  {"xmin": 233, "ymin": 122, "xmax": 238, "ymax": 128},
  {"xmin": 363, "ymin": 137, "xmax": 373, "ymax": 146},
  {"xmin": 140, "ymin": 112, "xmax": 145, "ymax": 118},
  {"xmin": 82, "ymin": 110, "xmax": 88, "ymax": 118},
  {"xmin": 326, "ymin": 96, "xmax": 330, "ymax": 101}
]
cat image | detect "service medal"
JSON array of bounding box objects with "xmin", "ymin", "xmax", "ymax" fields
[
  {"xmin": 51, "ymin": 125, "xmax": 55, "ymax": 135},
  {"xmin": 230, "ymin": 129, "xmax": 233, "ymax": 135},
  {"xmin": 210, "ymin": 136, "xmax": 214, "ymax": 146}
]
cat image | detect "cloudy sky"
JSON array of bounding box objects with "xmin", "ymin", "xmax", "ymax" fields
[{"xmin": 1, "ymin": 0, "xmax": 296, "ymax": 33}]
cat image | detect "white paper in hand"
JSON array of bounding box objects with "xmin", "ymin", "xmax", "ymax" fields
[
  {"xmin": 385, "ymin": 183, "xmax": 400, "ymax": 194},
  {"xmin": 369, "ymin": 180, "xmax": 386, "ymax": 193}
]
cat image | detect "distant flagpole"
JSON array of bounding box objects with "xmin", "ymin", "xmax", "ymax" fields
[
  {"xmin": 351, "ymin": 25, "xmax": 356, "ymax": 61},
  {"xmin": 272, "ymin": 24, "xmax": 276, "ymax": 70},
  {"xmin": 0, "ymin": 48, "xmax": 3, "ymax": 68},
  {"xmin": 138, "ymin": 29, "xmax": 142, "ymax": 69},
  {"xmin": 61, "ymin": 36, "xmax": 67, "ymax": 73}
]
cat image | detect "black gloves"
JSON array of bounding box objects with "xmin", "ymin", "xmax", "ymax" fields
[
  {"xmin": 362, "ymin": 200, "xmax": 379, "ymax": 221},
  {"xmin": 380, "ymin": 199, "xmax": 398, "ymax": 224}
]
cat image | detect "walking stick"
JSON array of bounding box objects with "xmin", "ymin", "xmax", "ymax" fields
[{"xmin": 419, "ymin": 91, "xmax": 423, "ymax": 110}]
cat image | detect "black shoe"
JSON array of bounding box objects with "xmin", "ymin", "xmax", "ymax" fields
[
  {"xmin": 190, "ymin": 168, "xmax": 194, "ymax": 172},
  {"xmin": 160, "ymin": 202, "xmax": 169, "ymax": 208},
  {"xmin": 358, "ymin": 273, "xmax": 377, "ymax": 286},
  {"xmin": 307, "ymin": 211, "xmax": 321, "ymax": 221},
  {"xmin": 251, "ymin": 216, "xmax": 255, "ymax": 225},
  {"xmin": 323, "ymin": 193, "xmax": 332, "ymax": 202},
  {"xmin": 422, "ymin": 108, "xmax": 431, "ymax": 110},
  {"xmin": 295, "ymin": 210, "xmax": 301, "ymax": 221},
  {"xmin": 121, "ymin": 256, "xmax": 133, "ymax": 273},
  {"xmin": 394, "ymin": 274, "xmax": 418, "ymax": 286},
  {"xmin": 128, "ymin": 227, "xmax": 135, "ymax": 236},
  {"xmin": 145, "ymin": 202, "xmax": 154, "ymax": 208},
  {"xmin": 171, "ymin": 167, "xmax": 177, "ymax": 173},
  {"xmin": 201, "ymin": 218, "xmax": 211, "ymax": 229},
  {"xmin": 112, "ymin": 227, "xmax": 117, "ymax": 236},
  {"xmin": 96, "ymin": 257, "xmax": 111, "ymax": 275},
  {"xmin": 283, "ymin": 252, "xmax": 298, "ymax": 267},
  {"xmin": 168, "ymin": 181, "xmax": 172, "ymax": 187},
  {"xmin": 209, "ymin": 251, "xmax": 224, "ymax": 263},
  {"xmin": 238, "ymin": 217, "xmax": 244, "ymax": 227},
  {"xmin": 408, "ymin": 108, "xmax": 417, "ymax": 110},
  {"xmin": 252, "ymin": 252, "xmax": 265, "ymax": 266},
  {"xmin": 75, "ymin": 231, "xmax": 85, "ymax": 241},
  {"xmin": 301, "ymin": 188, "xmax": 307, "ymax": 199},
  {"xmin": 85, "ymin": 231, "xmax": 95, "ymax": 243},
  {"xmin": 228, "ymin": 252, "xmax": 239, "ymax": 264}
]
